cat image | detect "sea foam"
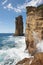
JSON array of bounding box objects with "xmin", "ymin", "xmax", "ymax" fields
[
  {"xmin": 0, "ymin": 35, "xmax": 43, "ymax": 65},
  {"xmin": 0, "ymin": 36, "xmax": 30, "ymax": 65}
]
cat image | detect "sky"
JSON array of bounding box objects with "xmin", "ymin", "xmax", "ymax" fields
[{"xmin": 0, "ymin": 0, "xmax": 43, "ymax": 33}]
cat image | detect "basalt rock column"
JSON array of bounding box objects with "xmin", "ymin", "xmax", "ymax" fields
[
  {"xmin": 15, "ymin": 15, "xmax": 23, "ymax": 36},
  {"xmin": 25, "ymin": 5, "xmax": 43, "ymax": 55}
]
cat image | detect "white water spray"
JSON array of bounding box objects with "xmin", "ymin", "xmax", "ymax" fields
[{"xmin": 32, "ymin": 31, "xmax": 43, "ymax": 52}]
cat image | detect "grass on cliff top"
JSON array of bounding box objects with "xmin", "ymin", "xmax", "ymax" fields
[{"xmin": 37, "ymin": 4, "xmax": 43, "ymax": 9}]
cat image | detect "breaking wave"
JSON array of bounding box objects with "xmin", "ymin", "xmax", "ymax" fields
[
  {"xmin": 0, "ymin": 36, "xmax": 30, "ymax": 65},
  {"xmin": 0, "ymin": 34, "xmax": 43, "ymax": 65}
]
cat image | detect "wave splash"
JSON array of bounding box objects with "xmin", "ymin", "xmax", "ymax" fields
[
  {"xmin": 0, "ymin": 36, "xmax": 30, "ymax": 65},
  {"xmin": 0, "ymin": 34, "xmax": 43, "ymax": 65}
]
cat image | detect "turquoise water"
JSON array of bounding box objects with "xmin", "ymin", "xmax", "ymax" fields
[{"xmin": 0, "ymin": 34, "xmax": 29, "ymax": 65}]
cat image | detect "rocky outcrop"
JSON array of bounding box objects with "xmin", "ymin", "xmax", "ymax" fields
[
  {"xmin": 25, "ymin": 5, "xmax": 43, "ymax": 54},
  {"xmin": 15, "ymin": 15, "xmax": 23, "ymax": 36},
  {"xmin": 31, "ymin": 53, "xmax": 43, "ymax": 65},
  {"xmin": 16, "ymin": 5, "xmax": 43, "ymax": 65},
  {"xmin": 16, "ymin": 58, "xmax": 33, "ymax": 65},
  {"xmin": 16, "ymin": 53, "xmax": 43, "ymax": 65}
]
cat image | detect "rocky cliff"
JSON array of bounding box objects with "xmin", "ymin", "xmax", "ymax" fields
[
  {"xmin": 15, "ymin": 15, "xmax": 23, "ymax": 36},
  {"xmin": 25, "ymin": 5, "xmax": 43, "ymax": 54},
  {"xmin": 16, "ymin": 5, "xmax": 43, "ymax": 65}
]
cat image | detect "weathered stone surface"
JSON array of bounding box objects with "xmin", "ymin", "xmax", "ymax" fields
[
  {"xmin": 16, "ymin": 58, "xmax": 33, "ymax": 65},
  {"xmin": 28, "ymin": 43, "xmax": 37, "ymax": 55},
  {"xmin": 15, "ymin": 15, "xmax": 23, "ymax": 36},
  {"xmin": 31, "ymin": 53, "xmax": 43, "ymax": 65},
  {"xmin": 25, "ymin": 5, "xmax": 43, "ymax": 54},
  {"xmin": 16, "ymin": 53, "xmax": 43, "ymax": 65},
  {"xmin": 16, "ymin": 5, "xmax": 43, "ymax": 65}
]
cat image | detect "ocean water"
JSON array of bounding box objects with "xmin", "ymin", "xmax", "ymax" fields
[
  {"xmin": 0, "ymin": 33, "xmax": 43, "ymax": 65},
  {"xmin": 0, "ymin": 33, "xmax": 30, "ymax": 65}
]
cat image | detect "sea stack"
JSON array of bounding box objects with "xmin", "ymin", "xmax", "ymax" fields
[
  {"xmin": 25, "ymin": 5, "xmax": 43, "ymax": 54},
  {"xmin": 15, "ymin": 15, "xmax": 23, "ymax": 36}
]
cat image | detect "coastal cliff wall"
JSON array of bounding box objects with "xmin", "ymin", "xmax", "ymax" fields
[
  {"xmin": 25, "ymin": 6, "xmax": 43, "ymax": 54},
  {"xmin": 15, "ymin": 15, "xmax": 23, "ymax": 36},
  {"xmin": 16, "ymin": 5, "xmax": 43, "ymax": 65}
]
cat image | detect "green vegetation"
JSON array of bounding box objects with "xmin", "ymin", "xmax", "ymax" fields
[{"xmin": 37, "ymin": 4, "xmax": 43, "ymax": 9}]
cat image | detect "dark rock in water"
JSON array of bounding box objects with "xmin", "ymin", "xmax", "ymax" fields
[
  {"xmin": 14, "ymin": 15, "xmax": 24, "ymax": 36},
  {"xmin": 14, "ymin": 33, "xmax": 24, "ymax": 36},
  {"xmin": 25, "ymin": 5, "xmax": 43, "ymax": 54}
]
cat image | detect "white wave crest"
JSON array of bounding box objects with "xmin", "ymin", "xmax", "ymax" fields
[{"xmin": 0, "ymin": 36, "xmax": 30, "ymax": 65}]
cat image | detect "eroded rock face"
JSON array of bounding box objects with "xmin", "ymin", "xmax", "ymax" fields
[
  {"xmin": 25, "ymin": 6, "xmax": 43, "ymax": 54},
  {"xmin": 31, "ymin": 53, "xmax": 43, "ymax": 65},
  {"xmin": 16, "ymin": 53, "xmax": 43, "ymax": 65},
  {"xmin": 16, "ymin": 58, "xmax": 33, "ymax": 65},
  {"xmin": 15, "ymin": 15, "xmax": 23, "ymax": 36}
]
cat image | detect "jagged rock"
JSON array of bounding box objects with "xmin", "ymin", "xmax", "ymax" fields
[
  {"xmin": 16, "ymin": 58, "xmax": 33, "ymax": 65},
  {"xmin": 25, "ymin": 5, "xmax": 43, "ymax": 54},
  {"xmin": 31, "ymin": 52, "xmax": 43, "ymax": 65},
  {"xmin": 15, "ymin": 15, "xmax": 23, "ymax": 36},
  {"xmin": 16, "ymin": 53, "xmax": 43, "ymax": 65},
  {"xmin": 24, "ymin": 53, "xmax": 43, "ymax": 65}
]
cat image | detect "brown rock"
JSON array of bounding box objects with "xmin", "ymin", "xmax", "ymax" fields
[
  {"xmin": 25, "ymin": 5, "xmax": 43, "ymax": 54},
  {"xmin": 16, "ymin": 58, "xmax": 33, "ymax": 65},
  {"xmin": 31, "ymin": 53, "xmax": 43, "ymax": 65},
  {"xmin": 15, "ymin": 15, "xmax": 23, "ymax": 36},
  {"xmin": 16, "ymin": 53, "xmax": 43, "ymax": 65},
  {"xmin": 28, "ymin": 44, "xmax": 37, "ymax": 55}
]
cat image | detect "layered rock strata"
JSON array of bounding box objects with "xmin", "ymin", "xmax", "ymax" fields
[{"xmin": 25, "ymin": 6, "xmax": 43, "ymax": 54}]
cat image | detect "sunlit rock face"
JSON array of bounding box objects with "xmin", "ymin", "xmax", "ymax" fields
[
  {"xmin": 16, "ymin": 58, "xmax": 33, "ymax": 65},
  {"xmin": 31, "ymin": 53, "xmax": 43, "ymax": 65},
  {"xmin": 25, "ymin": 5, "xmax": 43, "ymax": 54},
  {"xmin": 15, "ymin": 15, "xmax": 23, "ymax": 36},
  {"xmin": 16, "ymin": 53, "xmax": 43, "ymax": 65}
]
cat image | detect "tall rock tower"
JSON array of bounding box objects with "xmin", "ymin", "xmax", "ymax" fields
[
  {"xmin": 15, "ymin": 15, "xmax": 23, "ymax": 36},
  {"xmin": 25, "ymin": 5, "xmax": 43, "ymax": 54}
]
